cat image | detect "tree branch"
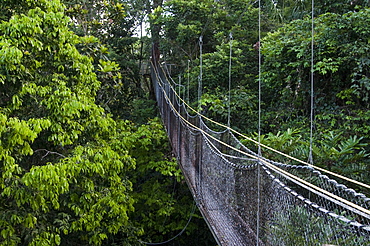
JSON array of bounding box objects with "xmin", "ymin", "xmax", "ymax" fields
[{"xmin": 34, "ymin": 149, "xmax": 66, "ymax": 159}]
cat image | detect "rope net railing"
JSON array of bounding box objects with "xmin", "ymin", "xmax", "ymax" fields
[{"xmin": 151, "ymin": 63, "xmax": 370, "ymax": 245}]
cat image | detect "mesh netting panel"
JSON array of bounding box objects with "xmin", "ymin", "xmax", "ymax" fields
[
  {"xmin": 152, "ymin": 64, "xmax": 370, "ymax": 245},
  {"xmin": 264, "ymin": 166, "xmax": 370, "ymax": 245},
  {"xmin": 201, "ymin": 133, "xmax": 261, "ymax": 245}
]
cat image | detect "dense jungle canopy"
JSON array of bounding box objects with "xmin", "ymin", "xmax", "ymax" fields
[{"xmin": 0, "ymin": 0, "xmax": 369, "ymax": 245}]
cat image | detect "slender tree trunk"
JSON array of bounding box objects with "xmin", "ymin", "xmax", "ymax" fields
[
  {"xmin": 150, "ymin": 0, "xmax": 163, "ymax": 66},
  {"xmin": 148, "ymin": 0, "xmax": 163, "ymax": 101}
]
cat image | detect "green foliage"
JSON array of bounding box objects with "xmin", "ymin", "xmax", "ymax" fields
[
  {"xmin": 0, "ymin": 0, "xmax": 217, "ymax": 245},
  {"xmin": 308, "ymin": 132, "xmax": 369, "ymax": 181},
  {"xmin": 0, "ymin": 1, "xmax": 140, "ymax": 245},
  {"xmin": 261, "ymin": 8, "xmax": 370, "ymax": 138},
  {"xmin": 160, "ymin": 0, "xmax": 266, "ymax": 62},
  {"xmin": 63, "ymin": 0, "xmax": 149, "ymax": 118},
  {"xmin": 4, "ymin": 0, "xmax": 369, "ymax": 244},
  {"xmin": 260, "ymin": 128, "xmax": 303, "ymax": 156},
  {"xmin": 244, "ymin": 128, "xmax": 306, "ymax": 163},
  {"xmin": 120, "ymin": 118, "xmax": 214, "ymax": 245},
  {"xmin": 63, "ymin": 0, "xmax": 127, "ymax": 39},
  {"xmin": 62, "ymin": 0, "xmax": 217, "ymax": 244},
  {"xmin": 200, "ymin": 86, "xmax": 257, "ymax": 132},
  {"xmin": 244, "ymin": 127, "xmax": 369, "ymax": 186},
  {"xmin": 122, "ymin": 118, "xmax": 182, "ymax": 180},
  {"xmin": 159, "ymin": 0, "xmax": 272, "ymax": 133},
  {"xmin": 261, "ymin": 0, "xmax": 370, "ymax": 24},
  {"xmin": 155, "ymin": 2, "xmax": 370, "ymax": 243},
  {"xmin": 124, "ymin": 98, "xmax": 157, "ymax": 124}
]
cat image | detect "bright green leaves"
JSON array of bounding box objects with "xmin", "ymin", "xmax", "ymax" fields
[
  {"xmin": 123, "ymin": 118, "xmax": 182, "ymax": 180},
  {"xmin": 0, "ymin": 114, "xmax": 51, "ymax": 183},
  {"xmin": 122, "ymin": 118, "xmax": 197, "ymax": 242},
  {"xmin": 0, "ymin": 0, "xmax": 104, "ymax": 146},
  {"xmin": 2, "ymin": 117, "xmax": 48, "ymax": 155},
  {"xmin": 62, "ymin": 144, "xmax": 134, "ymax": 245},
  {"xmin": 2, "ymin": 10, "xmax": 43, "ymax": 39},
  {"xmin": 1, "ymin": 131, "xmax": 136, "ymax": 245},
  {"xmin": 0, "ymin": 0, "xmax": 212, "ymax": 245},
  {"xmin": 149, "ymin": 6, "xmax": 164, "ymax": 26},
  {"xmin": 0, "ymin": 115, "xmax": 52, "ymax": 245},
  {"xmin": 29, "ymin": 232, "xmax": 61, "ymax": 246},
  {"xmin": 315, "ymin": 58, "xmax": 341, "ymax": 75},
  {"xmin": 23, "ymin": 164, "xmax": 69, "ymax": 211},
  {"xmin": 98, "ymin": 59, "xmax": 120, "ymax": 73},
  {"xmin": 18, "ymin": 144, "xmax": 135, "ymax": 245},
  {"xmin": 0, "ymin": 41, "xmax": 24, "ymax": 72},
  {"xmin": 23, "ymin": 213, "xmax": 37, "ymax": 229},
  {"xmin": 0, "ymin": 0, "xmax": 138, "ymax": 245}
]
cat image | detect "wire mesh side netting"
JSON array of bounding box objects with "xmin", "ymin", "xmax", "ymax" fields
[
  {"xmin": 263, "ymin": 166, "xmax": 370, "ymax": 246},
  {"xmin": 152, "ymin": 64, "xmax": 370, "ymax": 245}
]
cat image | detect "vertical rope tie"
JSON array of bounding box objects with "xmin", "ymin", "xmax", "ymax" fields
[
  {"xmin": 228, "ymin": 32, "xmax": 233, "ymax": 128},
  {"xmin": 178, "ymin": 74, "xmax": 182, "ymax": 105},
  {"xmin": 198, "ymin": 36, "xmax": 203, "ymax": 112},
  {"xmin": 257, "ymin": 2, "xmax": 262, "ymax": 159},
  {"xmin": 198, "ymin": 36, "xmax": 203, "ymax": 202},
  {"xmin": 256, "ymin": 0, "xmax": 262, "ymax": 245},
  {"xmin": 178, "ymin": 75, "xmax": 182, "ymax": 170},
  {"xmin": 187, "ymin": 60, "xmax": 190, "ymax": 121},
  {"xmin": 187, "ymin": 60, "xmax": 190, "ymax": 103},
  {"xmin": 309, "ymin": 0, "xmax": 315, "ymax": 165}
]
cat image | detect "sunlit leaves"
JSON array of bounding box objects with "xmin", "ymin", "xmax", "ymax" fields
[{"xmin": 0, "ymin": 0, "xmax": 137, "ymax": 245}]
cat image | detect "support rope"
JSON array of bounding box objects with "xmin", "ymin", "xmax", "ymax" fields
[
  {"xmin": 228, "ymin": 32, "xmax": 233, "ymax": 128},
  {"xmin": 256, "ymin": 0, "xmax": 262, "ymax": 243},
  {"xmin": 187, "ymin": 59, "xmax": 190, "ymax": 103},
  {"xmin": 308, "ymin": 0, "xmax": 315, "ymax": 165},
  {"xmin": 198, "ymin": 36, "xmax": 203, "ymax": 111},
  {"xmin": 178, "ymin": 74, "xmax": 182, "ymax": 104}
]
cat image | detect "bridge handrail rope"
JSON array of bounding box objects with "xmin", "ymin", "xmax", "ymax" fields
[
  {"xmin": 202, "ymin": 130, "xmax": 370, "ymax": 230},
  {"xmin": 261, "ymin": 165, "xmax": 370, "ymax": 231},
  {"xmin": 202, "ymin": 130, "xmax": 259, "ymax": 170},
  {"xmin": 157, "ymin": 62, "xmax": 370, "ymax": 191},
  {"xmin": 151, "ymin": 61, "xmax": 370, "ymax": 221},
  {"xmin": 220, "ymin": 124, "xmax": 370, "ymax": 204}
]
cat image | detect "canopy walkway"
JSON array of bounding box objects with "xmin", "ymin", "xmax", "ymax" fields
[{"xmin": 151, "ymin": 62, "xmax": 370, "ymax": 245}]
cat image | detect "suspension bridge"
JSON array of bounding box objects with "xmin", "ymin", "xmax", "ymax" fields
[{"xmin": 150, "ymin": 60, "xmax": 370, "ymax": 245}]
